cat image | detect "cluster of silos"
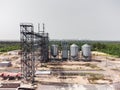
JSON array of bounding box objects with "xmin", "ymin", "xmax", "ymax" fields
[
  {"xmin": 50, "ymin": 42, "xmax": 91, "ymax": 61},
  {"xmin": 69, "ymin": 43, "xmax": 91, "ymax": 61},
  {"xmin": 50, "ymin": 41, "xmax": 68, "ymax": 60}
]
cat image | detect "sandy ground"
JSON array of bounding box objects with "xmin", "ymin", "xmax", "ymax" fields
[
  {"xmin": 37, "ymin": 83, "xmax": 120, "ymax": 90},
  {"xmin": 0, "ymin": 50, "xmax": 120, "ymax": 87}
]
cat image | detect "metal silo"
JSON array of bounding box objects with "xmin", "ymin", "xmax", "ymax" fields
[
  {"xmin": 51, "ymin": 44, "xmax": 58, "ymax": 57},
  {"xmin": 70, "ymin": 44, "xmax": 79, "ymax": 60},
  {"xmin": 61, "ymin": 41, "xmax": 68, "ymax": 60},
  {"xmin": 81, "ymin": 44, "xmax": 91, "ymax": 61}
]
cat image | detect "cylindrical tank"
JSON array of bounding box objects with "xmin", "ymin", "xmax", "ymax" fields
[
  {"xmin": 51, "ymin": 44, "xmax": 58, "ymax": 57},
  {"xmin": 70, "ymin": 44, "xmax": 79, "ymax": 58},
  {"xmin": 81, "ymin": 44, "xmax": 91, "ymax": 60},
  {"xmin": 62, "ymin": 50, "xmax": 68, "ymax": 60},
  {"xmin": 61, "ymin": 41, "xmax": 68, "ymax": 60}
]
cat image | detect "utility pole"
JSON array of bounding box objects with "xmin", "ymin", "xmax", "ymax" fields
[
  {"xmin": 38, "ymin": 23, "xmax": 40, "ymax": 33},
  {"xmin": 43, "ymin": 23, "xmax": 45, "ymax": 33}
]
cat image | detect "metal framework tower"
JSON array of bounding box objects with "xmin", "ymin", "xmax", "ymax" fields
[
  {"xmin": 20, "ymin": 23, "xmax": 49, "ymax": 83},
  {"xmin": 34, "ymin": 32, "xmax": 49, "ymax": 62},
  {"xmin": 40, "ymin": 32, "xmax": 49, "ymax": 62},
  {"xmin": 20, "ymin": 23, "xmax": 35, "ymax": 83},
  {"xmin": 37, "ymin": 23, "xmax": 49, "ymax": 62}
]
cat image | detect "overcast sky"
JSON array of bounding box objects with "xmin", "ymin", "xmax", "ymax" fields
[{"xmin": 0, "ymin": 0, "xmax": 120, "ymax": 40}]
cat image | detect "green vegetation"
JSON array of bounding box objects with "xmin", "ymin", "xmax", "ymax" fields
[
  {"xmin": 83, "ymin": 63, "xmax": 99, "ymax": 68},
  {"xmin": 92, "ymin": 42, "xmax": 120, "ymax": 57},
  {"xmin": 0, "ymin": 40, "xmax": 120, "ymax": 57},
  {"xmin": 111, "ymin": 68, "xmax": 120, "ymax": 71},
  {"xmin": 88, "ymin": 73, "xmax": 104, "ymax": 81},
  {"xmin": 0, "ymin": 41, "xmax": 20, "ymax": 52},
  {"xmin": 50, "ymin": 40, "xmax": 120, "ymax": 57}
]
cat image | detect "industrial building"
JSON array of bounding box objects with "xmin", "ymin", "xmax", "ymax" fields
[
  {"xmin": 0, "ymin": 23, "xmax": 120, "ymax": 90},
  {"xmin": 19, "ymin": 23, "xmax": 93, "ymax": 86}
]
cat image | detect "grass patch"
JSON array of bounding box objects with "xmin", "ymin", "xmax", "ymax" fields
[
  {"xmin": 0, "ymin": 43, "xmax": 20, "ymax": 52},
  {"xmin": 83, "ymin": 63, "xmax": 99, "ymax": 68},
  {"xmin": 87, "ymin": 73, "xmax": 104, "ymax": 84},
  {"xmin": 111, "ymin": 68, "xmax": 120, "ymax": 71}
]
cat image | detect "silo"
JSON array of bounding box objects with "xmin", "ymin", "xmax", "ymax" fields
[
  {"xmin": 51, "ymin": 44, "xmax": 58, "ymax": 57},
  {"xmin": 61, "ymin": 41, "xmax": 68, "ymax": 60},
  {"xmin": 70, "ymin": 44, "xmax": 79, "ymax": 60},
  {"xmin": 81, "ymin": 44, "xmax": 91, "ymax": 61}
]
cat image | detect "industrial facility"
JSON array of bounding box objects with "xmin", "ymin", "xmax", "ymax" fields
[
  {"xmin": 0, "ymin": 23, "xmax": 120, "ymax": 90},
  {"xmin": 20, "ymin": 23, "xmax": 92, "ymax": 86}
]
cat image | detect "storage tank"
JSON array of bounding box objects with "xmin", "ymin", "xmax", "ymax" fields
[
  {"xmin": 81, "ymin": 44, "xmax": 91, "ymax": 60},
  {"xmin": 61, "ymin": 41, "xmax": 68, "ymax": 60},
  {"xmin": 70, "ymin": 44, "xmax": 79, "ymax": 59},
  {"xmin": 62, "ymin": 50, "xmax": 68, "ymax": 60},
  {"xmin": 51, "ymin": 44, "xmax": 58, "ymax": 57}
]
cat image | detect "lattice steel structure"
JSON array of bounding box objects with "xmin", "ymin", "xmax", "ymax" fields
[
  {"xmin": 20, "ymin": 23, "xmax": 35, "ymax": 83},
  {"xmin": 34, "ymin": 32, "xmax": 49, "ymax": 62},
  {"xmin": 20, "ymin": 23, "xmax": 49, "ymax": 83},
  {"xmin": 40, "ymin": 32, "xmax": 49, "ymax": 62},
  {"xmin": 37, "ymin": 23, "xmax": 49, "ymax": 62}
]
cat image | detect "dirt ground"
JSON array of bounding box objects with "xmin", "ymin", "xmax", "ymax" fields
[{"xmin": 0, "ymin": 50, "xmax": 120, "ymax": 85}]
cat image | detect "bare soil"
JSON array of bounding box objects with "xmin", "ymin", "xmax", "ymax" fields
[{"xmin": 0, "ymin": 50, "xmax": 120, "ymax": 85}]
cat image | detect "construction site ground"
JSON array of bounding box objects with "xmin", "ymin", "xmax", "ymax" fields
[{"xmin": 0, "ymin": 50, "xmax": 120, "ymax": 89}]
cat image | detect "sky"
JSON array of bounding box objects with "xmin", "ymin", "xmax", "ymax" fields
[{"xmin": 0, "ymin": 0, "xmax": 120, "ymax": 41}]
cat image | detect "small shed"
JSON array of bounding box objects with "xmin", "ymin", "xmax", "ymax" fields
[{"xmin": 0, "ymin": 61, "xmax": 12, "ymax": 67}]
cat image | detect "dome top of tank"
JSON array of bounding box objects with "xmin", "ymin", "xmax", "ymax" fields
[
  {"xmin": 82, "ymin": 44, "xmax": 91, "ymax": 47},
  {"xmin": 71, "ymin": 43, "xmax": 78, "ymax": 47}
]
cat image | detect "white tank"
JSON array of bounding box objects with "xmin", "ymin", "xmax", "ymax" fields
[
  {"xmin": 70, "ymin": 44, "xmax": 79, "ymax": 58},
  {"xmin": 51, "ymin": 44, "xmax": 58, "ymax": 57},
  {"xmin": 82, "ymin": 44, "xmax": 91, "ymax": 60}
]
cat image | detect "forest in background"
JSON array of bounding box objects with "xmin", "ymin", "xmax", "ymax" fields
[{"xmin": 0, "ymin": 40, "xmax": 120, "ymax": 57}]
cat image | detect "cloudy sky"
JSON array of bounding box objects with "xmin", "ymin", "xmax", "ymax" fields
[{"xmin": 0, "ymin": 0, "xmax": 120, "ymax": 40}]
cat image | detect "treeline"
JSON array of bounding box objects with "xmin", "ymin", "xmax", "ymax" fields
[
  {"xmin": 0, "ymin": 40, "xmax": 120, "ymax": 57},
  {"xmin": 50, "ymin": 40, "xmax": 120, "ymax": 57},
  {"xmin": 0, "ymin": 41, "xmax": 20, "ymax": 52}
]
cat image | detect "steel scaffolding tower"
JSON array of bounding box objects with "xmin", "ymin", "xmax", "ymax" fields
[
  {"xmin": 34, "ymin": 32, "xmax": 49, "ymax": 62},
  {"xmin": 20, "ymin": 23, "xmax": 35, "ymax": 83},
  {"xmin": 20, "ymin": 23, "xmax": 49, "ymax": 83},
  {"xmin": 40, "ymin": 32, "xmax": 49, "ymax": 62}
]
